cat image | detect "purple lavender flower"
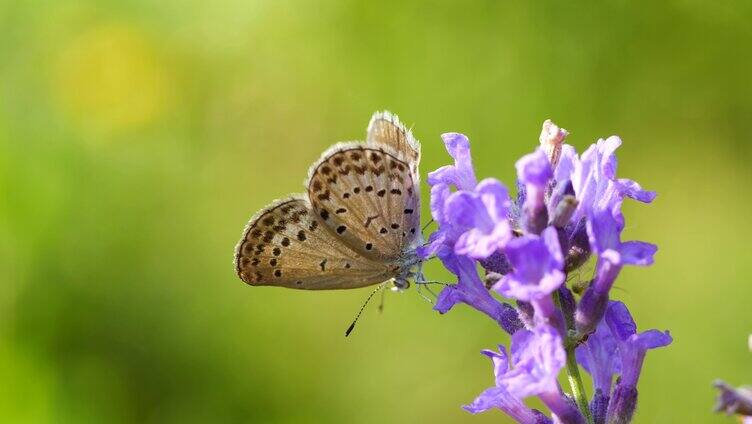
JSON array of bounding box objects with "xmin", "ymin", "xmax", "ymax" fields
[
  {"xmin": 516, "ymin": 149, "xmax": 553, "ymax": 234},
  {"xmin": 714, "ymin": 335, "xmax": 752, "ymax": 422},
  {"xmin": 492, "ymin": 227, "xmax": 567, "ymax": 334},
  {"xmin": 589, "ymin": 389, "xmax": 610, "ymax": 424},
  {"xmin": 445, "ymin": 178, "xmax": 513, "ymax": 259},
  {"xmin": 553, "ymin": 134, "xmax": 656, "ymax": 276},
  {"xmin": 464, "ymin": 345, "xmax": 552, "ymax": 424},
  {"xmin": 575, "ymin": 317, "xmax": 619, "ymax": 396},
  {"xmin": 575, "ymin": 314, "xmax": 618, "ymax": 424},
  {"xmin": 434, "ymin": 254, "xmax": 522, "ymax": 335},
  {"xmin": 505, "ymin": 326, "xmax": 585, "ymax": 424},
  {"xmin": 493, "ymin": 227, "xmax": 564, "ymax": 303},
  {"xmin": 420, "ymin": 119, "xmax": 667, "ymax": 424},
  {"xmin": 420, "ymin": 132, "xmax": 521, "ymax": 334},
  {"xmin": 426, "ymin": 132, "xmax": 477, "ymax": 190},
  {"xmin": 577, "ymin": 300, "xmax": 670, "ymax": 424},
  {"xmin": 570, "ymin": 136, "xmax": 656, "ymax": 224},
  {"xmin": 574, "ymin": 302, "xmax": 670, "ymax": 424},
  {"xmin": 419, "ymin": 183, "xmax": 459, "ymax": 269},
  {"xmin": 713, "ymin": 381, "xmax": 752, "ymax": 418},
  {"xmin": 554, "ymin": 143, "xmax": 577, "ymax": 185},
  {"xmin": 604, "ymin": 302, "xmax": 672, "ymax": 388},
  {"xmin": 573, "ymin": 311, "xmax": 618, "ymax": 424},
  {"xmin": 466, "ymin": 326, "xmax": 583, "ymax": 424},
  {"xmin": 420, "ymin": 132, "xmax": 486, "ymax": 266},
  {"xmin": 574, "ymin": 205, "xmax": 657, "ymax": 336},
  {"xmin": 587, "ymin": 203, "xmax": 657, "ymax": 268},
  {"xmin": 503, "ymin": 326, "xmax": 565, "ymax": 397}
]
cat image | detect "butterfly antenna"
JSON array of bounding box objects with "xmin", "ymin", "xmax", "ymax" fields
[
  {"xmin": 345, "ymin": 282, "xmax": 387, "ymax": 337},
  {"xmin": 421, "ymin": 219, "xmax": 435, "ymax": 232}
]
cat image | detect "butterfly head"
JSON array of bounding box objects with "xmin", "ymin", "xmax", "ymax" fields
[{"xmin": 392, "ymin": 248, "xmax": 424, "ymax": 290}]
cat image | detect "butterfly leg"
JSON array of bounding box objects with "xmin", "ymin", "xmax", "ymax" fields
[
  {"xmin": 414, "ymin": 279, "xmax": 451, "ymax": 302},
  {"xmin": 415, "ymin": 282, "xmax": 434, "ymax": 304}
]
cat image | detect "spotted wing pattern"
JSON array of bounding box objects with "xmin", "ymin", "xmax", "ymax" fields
[
  {"xmin": 306, "ymin": 143, "xmax": 421, "ymax": 262},
  {"xmin": 234, "ymin": 196, "xmax": 393, "ymax": 289},
  {"xmin": 366, "ymin": 111, "xmax": 420, "ymax": 178}
]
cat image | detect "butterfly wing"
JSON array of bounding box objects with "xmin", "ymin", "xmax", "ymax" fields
[
  {"xmin": 366, "ymin": 111, "xmax": 421, "ymax": 178},
  {"xmin": 365, "ymin": 111, "xmax": 423, "ymax": 252},
  {"xmin": 306, "ymin": 143, "xmax": 421, "ymax": 261},
  {"xmin": 234, "ymin": 196, "xmax": 393, "ymax": 289}
]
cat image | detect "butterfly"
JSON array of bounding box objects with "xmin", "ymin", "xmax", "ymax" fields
[{"xmin": 234, "ymin": 111, "xmax": 423, "ymax": 291}]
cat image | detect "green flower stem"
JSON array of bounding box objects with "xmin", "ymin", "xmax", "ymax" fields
[
  {"xmin": 565, "ymin": 343, "xmax": 593, "ymax": 424},
  {"xmin": 554, "ymin": 287, "xmax": 593, "ymax": 423}
]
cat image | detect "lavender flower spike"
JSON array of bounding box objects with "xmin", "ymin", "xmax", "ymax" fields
[{"xmin": 464, "ymin": 346, "xmax": 553, "ymax": 424}]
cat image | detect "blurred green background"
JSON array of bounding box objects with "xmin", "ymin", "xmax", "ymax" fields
[{"xmin": 1, "ymin": 1, "xmax": 751, "ymax": 423}]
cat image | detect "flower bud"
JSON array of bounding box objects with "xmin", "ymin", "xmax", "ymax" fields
[
  {"xmin": 606, "ymin": 382, "xmax": 638, "ymax": 424},
  {"xmin": 551, "ymin": 195, "xmax": 578, "ymax": 229},
  {"xmin": 565, "ymin": 220, "xmax": 591, "ymax": 272},
  {"xmin": 574, "ymin": 286, "xmax": 609, "ymax": 338},
  {"xmin": 557, "ymin": 285, "xmax": 576, "ymax": 328},
  {"xmin": 516, "ymin": 300, "xmax": 535, "ymax": 329},
  {"xmin": 532, "ymin": 409, "xmax": 555, "ymax": 424},
  {"xmin": 480, "ymin": 251, "xmax": 512, "ymax": 275},
  {"xmin": 590, "ymin": 388, "xmax": 609, "ymax": 424},
  {"xmin": 539, "ymin": 119, "xmax": 569, "ymax": 169}
]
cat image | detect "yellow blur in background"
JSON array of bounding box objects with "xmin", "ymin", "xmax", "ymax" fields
[
  {"xmin": 1, "ymin": 1, "xmax": 751, "ymax": 423},
  {"xmin": 54, "ymin": 24, "xmax": 173, "ymax": 135}
]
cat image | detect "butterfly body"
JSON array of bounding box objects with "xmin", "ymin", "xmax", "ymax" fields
[{"xmin": 234, "ymin": 112, "xmax": 423, "ymax": 290}]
